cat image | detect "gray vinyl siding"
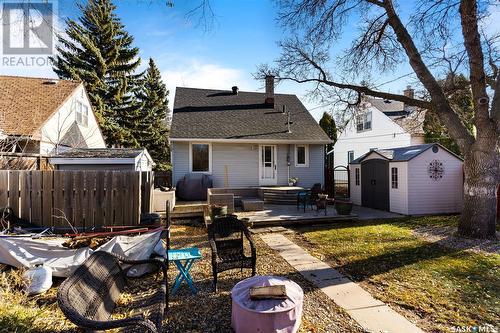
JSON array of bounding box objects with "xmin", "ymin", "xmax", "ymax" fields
[
  {"xmin": 287, "ymin": 144, "xmax": 325, "ymax": 188},
  {"xmin": 172, "ymin": 141, "xmax": 325, "ymax": 189},
  {"xmin": 211, "ymin": 143, "xmax": 259, "ymax": 187},
  {"xmin": 171, "ymin": 142, "xmax": 190, "ymax": 185}
]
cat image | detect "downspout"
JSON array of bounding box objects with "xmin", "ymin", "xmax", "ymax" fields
[{"xmin": 287, "ymin": 144, "xmax": 290, "ymax": 184}]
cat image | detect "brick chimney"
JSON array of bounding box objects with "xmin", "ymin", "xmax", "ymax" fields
[
  {"xmin": 403, "ymin": 85, "xmax": 414, "ymax": 99},
  {"xmin": 265, "ymin": 74, "xmax": 275, "ymax": 105}
]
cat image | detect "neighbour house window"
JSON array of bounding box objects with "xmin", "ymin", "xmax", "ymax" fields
[
  {"xmin": 75, "ymin": 101, "xmax": 89, "ymax": 127},
  {"xmin": 295, "ymin": 145, "xmax": 309, "ymax": 167},
  {"xmin": 348, "ymin": 151, "xmax": 354, "ymax": 163},
  {"xmin": 356, "ymin": 112, "xmax": 372, "ymax": 132},
  {"xmin": 391, "ymin": 167, "xmax": 398, "ymax": 189},
  {"xmin": 355, "ymin": 168, "xmax": 360, "ymax": 186},
  {"xmin": 190, "ymin": 143, "xmax": 211, "ymax": 172}
]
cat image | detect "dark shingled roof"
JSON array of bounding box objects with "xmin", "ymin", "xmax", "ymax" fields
[
  {"xmin": 350, "ymin": 144, "xmax": 442, "ymax": 164},
  {"xmin": 170, "ymin": 87, "xmax": 331, "ymax": 142},
  {"xmin": 52, "ymin": 148, "xmax": 145, "ymax": 159}
]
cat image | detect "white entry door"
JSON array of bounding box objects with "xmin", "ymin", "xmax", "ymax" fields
[{"xmin": 259, "ymin": 145, "xmax": 277, "ymax": 185}]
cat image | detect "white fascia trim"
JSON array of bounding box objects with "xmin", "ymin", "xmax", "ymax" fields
[
  {"xmin": 49, "ymin": 157, "xmax": 136, "ymax": 165},
  {"xmin": 170, "ymin": 138, "xmax": 332, "ymax": 144}
]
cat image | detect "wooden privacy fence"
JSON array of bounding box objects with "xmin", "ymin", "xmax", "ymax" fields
[{"xmin": 0, "ymin": 170, "xmax": 154, "ymax": 230}]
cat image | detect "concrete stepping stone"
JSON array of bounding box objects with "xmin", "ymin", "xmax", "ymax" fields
[{"xmin": 261, "ymin": 233, "xmax": 424, "ymax": 333}]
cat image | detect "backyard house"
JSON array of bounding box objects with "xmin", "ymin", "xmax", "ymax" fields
[
  {"xmin": 0, "ymin": 75, "xmax": 106, "ymax": 164},
  {"xmin": 170, "ymin": 76, "xmax": 332, "ymax": 190},
  {"xmin": 349, "ymin": 143, "xmax": 463, "ymax": 215},
  {"xmin": 333, "ymin": 86, "xmax": 426, "ymax": 167},
  {"xmin": 49, "ymin": 148, "xmax": 154, "ymax": 171}
]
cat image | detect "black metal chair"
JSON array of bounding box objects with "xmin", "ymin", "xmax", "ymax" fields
[
  {"xmin": 207, "ymin": 215, "xmax": 256, "ymax": 292},
  {"xmin": 297, "ymin": 183, "xmax": 323, "ymax": 212}
]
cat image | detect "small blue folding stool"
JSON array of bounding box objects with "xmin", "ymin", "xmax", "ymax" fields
[
  {"xmin": 167, "ymin": 247, "xmax": 202, "ymax": 295},
  {"xmin": 165, "ymin": 200, "xmax": 202, "ymax": 296}
]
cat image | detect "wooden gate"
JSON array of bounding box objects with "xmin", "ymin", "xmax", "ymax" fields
[{"xmin": 0, "ymin": 170, "xmax": 154, "ymax": 230}]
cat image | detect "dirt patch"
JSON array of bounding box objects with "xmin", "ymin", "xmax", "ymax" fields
[{"xmin": 412, "ymin": 225, "xmax": 500, "ymax": 255}]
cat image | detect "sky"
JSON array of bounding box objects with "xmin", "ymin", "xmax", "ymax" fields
[{"xmin": 0, "ymin": 0, "xmax": 499, "ymax": 120}]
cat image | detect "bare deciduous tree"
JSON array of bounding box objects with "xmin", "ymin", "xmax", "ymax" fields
[{"xmin": 258, "ymin": 0, "xmax": 499, "ymax": 238}]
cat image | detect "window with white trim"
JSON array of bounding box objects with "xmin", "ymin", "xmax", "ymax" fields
[
  {"xmin": 75, "ymin": 101, "xmax": 89, "ymax": 127},
  {"xmin": 348, "ymin": 150, "xmax": 354, "ymax": 163},
  {"xmin": 355, "ymin": 168, "xmax": 360, "ymax": 186},
  {"xmin": 356, "ymin": 112, "xmax": 372, "ymax": 132},
  {"xmin": 391, "ymin": 167, "xmax": 398, "ymax": 189},
  {"xmin": 190, "ymin": 143, "xmax": 211, "ymax": 172},
  {"xmin": 295, "ymin": 145, "xmax": 309, "ymax": 167}
]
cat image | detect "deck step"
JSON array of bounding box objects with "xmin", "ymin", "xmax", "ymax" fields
[{"xmin": 263, "ymin": 191, "xmax": 297, "ymax": 205}]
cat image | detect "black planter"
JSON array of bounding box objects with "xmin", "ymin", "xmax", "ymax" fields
[{"xmin": 334, "ymin": 200, "xmax": 353, "ymax": 215}]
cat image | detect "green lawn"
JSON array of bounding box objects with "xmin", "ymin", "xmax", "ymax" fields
[{"xmin": 295, "ymin": 216, "xmax": 499, "ymax": 332}]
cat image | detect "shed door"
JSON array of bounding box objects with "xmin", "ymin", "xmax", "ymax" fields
[{"xmin": 361, "ymin": 159, "xmax": 389, "ymax": 211}]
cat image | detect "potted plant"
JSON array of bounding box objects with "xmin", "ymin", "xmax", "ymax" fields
[
  {"xmin": 334, "ymin": 198, "xmax": 353, "ymax": 215},
  {"xmin": 288, "ymin": 177, "xmax": 299, "ymax": 186},
  {"xmin": 210, "ymin": 204, "xmax": 228, "ymax": 220}
]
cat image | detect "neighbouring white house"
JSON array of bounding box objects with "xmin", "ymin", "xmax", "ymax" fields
[
  {"xmin": 0, "ymin": 75, "xmax": 106, "ymax": 165},
  {"xmin": 170, "ymin": 75, "xmax": 332, "ymax": 189},
  {"xmin": 349, "ymin": 143, "xmax": 463, "ymax": 215},
  {"xmin": 49, "ymin": 148, "xmax": 154, "ymax": 171},
  {"xmin": 333, "ymin": 86, "xmax": 426, "ymax": 167}
]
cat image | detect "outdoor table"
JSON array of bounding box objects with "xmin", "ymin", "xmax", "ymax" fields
[
  {"xmin": 231, "ymin": 275, "xmax": 304, "ymax": 333},
  {"xmin": 167, "ymin": 247, "xmax": 202, "ymax": 295}
]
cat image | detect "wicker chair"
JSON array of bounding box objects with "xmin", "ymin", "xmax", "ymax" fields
[
  {"xmin": 207, "ymin": 215, "xmax": 256, "ymax": 292},
  {"xmin": 57, "ymin": 251, "xmax": 167, "ymax": 333}
]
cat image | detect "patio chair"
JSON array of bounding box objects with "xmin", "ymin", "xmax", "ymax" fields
[
  {"xmin": 207, "ymin": 215, "xmax": 256, "ymax": 292},
  {"xmin": 297, "ymin": 183, "xmax": 323, "ymax": 212}
]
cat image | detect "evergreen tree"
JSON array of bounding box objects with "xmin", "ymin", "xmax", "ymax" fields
[
  {"xmin": 51, "ymin": 0, "xmax": 141, "ymax": 147},
  {"xmin": 319, "ymin": 112, "xmax": 337, "ymax": 152},
  {"xmin": 135, "ymin": 58, "xmax": 170, "ymax": 170}
]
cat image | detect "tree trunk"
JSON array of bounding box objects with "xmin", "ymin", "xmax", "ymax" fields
[{"xmin": 458, "ymin": 142, "xmax": 499, "ymax": 239}]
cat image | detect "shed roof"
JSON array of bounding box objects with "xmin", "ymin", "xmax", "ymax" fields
[
  {"xmin": 52, "ymin": 148, "xmax": 146, "ymax": 159},
  {"xmin": 349, "ymin": 143, "xmax": 461, "ymax": 164},
  {"xmin": 0, "ymin": 75, "xmax": 81, "ymax": 137},
  {"xmin": 171, "ymin": 87, "xmax": 331, "ymax": 143}
]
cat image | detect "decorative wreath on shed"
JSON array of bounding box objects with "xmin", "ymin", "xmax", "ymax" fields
[{"xmin": 427, "ymin": 160, "xmax": 444, "ymax": 180}]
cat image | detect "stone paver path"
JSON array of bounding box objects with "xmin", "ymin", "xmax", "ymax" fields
[{"xmin": 261, "ymin": 233, "xmax": 424, "ymax": 333}]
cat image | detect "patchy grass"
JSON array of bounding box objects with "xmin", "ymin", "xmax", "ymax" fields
[
  {"xmin": 0, "ymin": 268, "xmax": 76, "ymax": 333},
  {"xmin": 293, "ymin": 216, "xmax": 500, "ymax": 332}
]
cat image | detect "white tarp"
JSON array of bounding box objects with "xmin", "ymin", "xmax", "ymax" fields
[{"xmin": 0, "ymin": 230, "xmax": 165, "ymax": 277}]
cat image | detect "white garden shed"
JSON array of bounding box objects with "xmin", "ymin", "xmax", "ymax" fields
[{"xmin": 349, "ymin": 143, "xmax": 463, "ymax": 215}]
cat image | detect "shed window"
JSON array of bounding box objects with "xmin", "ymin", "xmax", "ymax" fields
[
  {"xmin": 348, "ymin": 151, "xmax": 354, "ymax": 163},
  {"xmin": 356, "ymin": 112, "xmax": 372, "ymax": 132},
  {"xmin": 295, "ymin": 145, "xmax": 309, "ymax": 167},
  {"xmin": 76, "ymin": 101, "xmax": 88, "ymax": 127},
  {"xmin": 391, "ymin": 167, "xmax": 398, "ymax": 189},
  {"xmin": 190, "ymin": 143, "xmax": 211, "ymax": 172},
  {"xmin": 355, "ymin": 168, "xmax": 360, "ymax": 186}
]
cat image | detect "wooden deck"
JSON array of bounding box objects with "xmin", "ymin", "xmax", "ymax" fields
[{"xmin": 235, "ymin": 204, "xmax": 358, "ymax": 227}]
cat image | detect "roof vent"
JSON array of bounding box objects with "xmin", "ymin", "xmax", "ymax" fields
[
  {"xmin": 383, "ymin": 99, "xmax": 391, "ymax": 103},
  {"xmin": 44, "ymin": 79, "xmax": 59, "ymax": 85},
  {"xmin": 282, "ymin": 105, "xmax": 287, "ymax": 114},
  {"xmin": 232, "ymin": 86, "xmax": 239, "ymax": 95}
]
